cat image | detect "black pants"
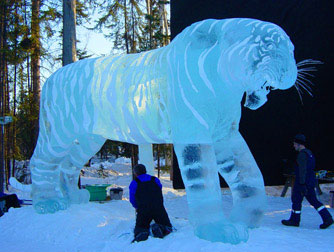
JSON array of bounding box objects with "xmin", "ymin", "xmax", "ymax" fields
[
  {"xmin": 0, "ymin": 194, "xmax": 21, "ymax": 216},
  {"xmin": 292, "ymin": 184, "xmax": 322, "ymax": 211},
  {"xmin": 134, "ymin": 206, "xmax": 172, "ymax": 235}
]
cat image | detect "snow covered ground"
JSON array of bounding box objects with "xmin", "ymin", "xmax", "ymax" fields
[{"xmin": 1, "ymin": 159, "xmax": 333, "ymax": 252}]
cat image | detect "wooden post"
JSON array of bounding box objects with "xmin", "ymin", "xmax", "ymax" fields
[
  {"xmin": 157, "ymin": 144, "xmax": 160, "ymax": 178},
  {"xmin": 131, "ymin": 144, "xmax": 138, "ymax": 180}
]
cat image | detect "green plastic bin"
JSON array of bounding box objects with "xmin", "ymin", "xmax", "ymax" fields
[{"xmin": 85, "ymin": 184, "xmax": 110, "ymax": 201}]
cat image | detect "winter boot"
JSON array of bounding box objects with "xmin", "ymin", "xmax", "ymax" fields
[
  {"xmin": 151, "ymin": 223, "xmax": 173, "ymax": 238},
  {"xmin": 132, "ymin": 227, "xmax": 149, "ymax": 243},
  {"xmin": 317, "ymin": 206, "xmax": 334, "ymax": 229},
  {"xmin": 320, "ymin": 218, "xmax": 334, "ymax": 229},
  {"xmin": 281, "ymin": 210, "xmax": 300, "ymax": 227},
  {"xmin": 151, "ymin": 223, "xmax": 164, "ymax": 238}
]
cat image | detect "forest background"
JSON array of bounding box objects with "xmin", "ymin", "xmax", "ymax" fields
[{"xmin": 0, "ymin": 0, "xmax": 171, "ymax": 192}]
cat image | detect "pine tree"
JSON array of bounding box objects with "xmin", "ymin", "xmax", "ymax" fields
[
  {"xmin": 95, "ymin": 0, "xmax": 144, "ymax": 53},
  {"xmin": 97, "ymin": 164, "xmax": 108, "ymax": 178}
]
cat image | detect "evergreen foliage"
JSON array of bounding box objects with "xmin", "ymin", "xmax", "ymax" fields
[
  {"xmin": 95, "ymin": 0, "xmax": 169, "ymax": 53},
  {"xmin": 97, "ymin": 164, "xmax": 108, "ymax": 178}
]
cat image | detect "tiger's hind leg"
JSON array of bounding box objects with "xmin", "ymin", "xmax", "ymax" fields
[
  {"xmin": 215, "ymin": 132, "xmax": 267, "ymax": 228},
  {"xmin": 30, "ymin": 153, "xmax": 70, "ymax": 214},
  {"xmin": 30, "ymin": 134, "xmax": 106, "ymax": 213},
  {"xmin": 62, "ymin": 134, "xmax": 106, "ymax": 204}
]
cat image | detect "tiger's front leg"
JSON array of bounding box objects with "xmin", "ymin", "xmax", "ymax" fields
[
  {"xmin": 174, "ymin": 143, "xmax": 248, "ymax": 244},
  {"xmin": 215, "ymin": 132, "xmax": 267, "ymax": 228}
]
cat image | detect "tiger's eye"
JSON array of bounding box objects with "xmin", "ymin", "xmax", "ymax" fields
[{"xmin": 266, "ymin": 42, "xmax": 275, "ymax": 50}]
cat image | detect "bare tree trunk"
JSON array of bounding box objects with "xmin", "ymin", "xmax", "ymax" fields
[
  {"xmin": 145, "ymin": 0, "xmax": 153, "ymax": 49},
  {"xmin": 169, "ymin": 144, "xmax": 173, "ymax": 181},
  {"xmin": 27, "ymin": 57, "xmax": 31, "ymax": 92},
  {"xmin": 11, "ymin": 1, "xmax": 19, "ymax": 178},
  {"xmin": 165, "ymin": 144, "xmax": 172, "ymax": 168},
  {"xmin": 131, "ymin": 144, "xmax": 138, "ymax": 179},
  {"xmin": 5, "ymin": 67, "xmax": 10, "ymax": 189},
  {"xmin": 157, "ymin": 144, "xmax": 160, "ymax": 178},
  {"xmin": 31, "ymin": 0, "xmax": 41, "ymax": 149},
  {"xmin": 62, "ymin": 0, "xmax": 77, "ymax": 66},
  {"xmin": 0, "ymin": 0, "xmax": 8, "ymax": 193},
  {"xmin": 160, "ymin": 1, "xmax": 169, "ymax": 46},
  {"xmin": 12, "ymin": 64, "xmax": 17, "ymax": 177},
  {"xmin": 124, "ymin": 0, "xmax": 129, "ymax": 54},
  {"xmin": 63, "ymin": 0, "xmax": 80, "ymax": 188},
  {"xmin": 130, "ymin": 0, "xmax": 136, "ymax": 53},
  {"xmin": 23, "ymin": 0, "xmax": 31, "ymax": 93}
]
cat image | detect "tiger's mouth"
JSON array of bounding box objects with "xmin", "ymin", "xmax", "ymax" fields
[
  {"xmin": 244, "ymin": 62, "xmax": 297, "ymax": 110},
  {"xmin": 244, "ymin": 81, "xmax": 275, "ymax": 110}
]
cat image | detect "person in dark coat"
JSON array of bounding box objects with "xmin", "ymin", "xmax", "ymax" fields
[
  {"xmin": 129, "ymin": 164, "xmax": 173, "ymax": 242},
  {"xmin": 281, "ymin": 134, "xmax": 333, "ymax": 229},
  {"xmin": 0, "ymin": 192, "xmax": 21, "ymax": 217}
]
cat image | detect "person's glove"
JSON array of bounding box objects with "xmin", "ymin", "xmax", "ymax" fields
[{"xmin": 300, "ymin": 184, "xmax": 307, "ymax": 196}]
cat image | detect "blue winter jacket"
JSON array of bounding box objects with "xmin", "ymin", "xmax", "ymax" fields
[{"xmin": 129, "ymin": 174, "xmax": 162, "ymax": 209}]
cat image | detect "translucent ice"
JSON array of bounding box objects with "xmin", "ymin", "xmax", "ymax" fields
[{"xmin": 30, "ymin": 18, "xmax": 298, "ymax": 243}]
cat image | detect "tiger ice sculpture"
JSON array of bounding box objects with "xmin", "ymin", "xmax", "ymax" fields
[{"xmin": 30, "ymin": 18, "xmax": 298, "ymax": 244}]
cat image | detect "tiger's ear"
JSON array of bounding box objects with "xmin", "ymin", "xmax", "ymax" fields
[
  {"xmin": 183, "ymin": 20, "xmax": 250, "ymax": 50},
  {"xmin": 178, "ymin": 19, "xmax": 220, "ymax": 50},
  {"xmin": 175, "ymin": 19, "xmax": 256, "ymax": 51},
  {"xmin": 189, "ymin": 30, "xmax": 219, "ymax": 50}
]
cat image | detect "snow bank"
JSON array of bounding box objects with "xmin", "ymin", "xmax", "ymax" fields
[{"xmin": 1, "ymin": 161, "xmax": 333, "ymax": 252}]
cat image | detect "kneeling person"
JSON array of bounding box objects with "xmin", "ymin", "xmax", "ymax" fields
[{"xmin": 129, "ymin": 164, "xmax": 173, "ymax": 242}]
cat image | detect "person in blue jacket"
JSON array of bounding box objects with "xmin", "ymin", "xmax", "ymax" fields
[
  {"xmin": 129, "ymin": 164, "xmax": 172, "ymax": 242},
  {"xmin": 281, "ymin": 134, "xmax": 333, "ymax": 229}
]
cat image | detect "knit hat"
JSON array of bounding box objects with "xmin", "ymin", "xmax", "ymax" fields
[
  {"xmin": 294, "ymin": 134, "xmax": 306, "ymax": 145},
  {"xmin": 134, "ymin": 164, "xmax": 147, "ymax": 175}
]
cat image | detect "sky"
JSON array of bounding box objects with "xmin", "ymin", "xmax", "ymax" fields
[
  {"xmin": 77, "ymin": 26, "xmax": 114, "ymax": 58},
  {"xmin": 41, "ymin": 19, "xmax": 114, "ymax": 81}
]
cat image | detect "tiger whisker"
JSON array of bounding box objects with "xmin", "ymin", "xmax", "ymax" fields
[
  {"xmin": 296, "ymin": 80, "xmax": 313, "ymax": 96},
  {"xmin": 294, "ymin": 59, "xmax": 322, "ymax": 103},
  {"xmin": 296, "ymin": 59, "xmax": 323, "ymax": 67},
  {"xmin": 294, "ymin": 85, "xmax": 304, "ymax": 105},
  {"xmin": 297, "ymin": 74, "xmax": 315, "ymax": 86},
  {"xmin": 298, "ymin": 67, "xmax": 318, "ymax": 72},
  {"xmin": 298, "ymin": 71, "xmax": 315, "ymax": 78}
]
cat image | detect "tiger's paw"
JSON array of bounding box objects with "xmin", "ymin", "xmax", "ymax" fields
[
  {"xmin": 194, "ymin": 221, "xmax": 249, "ymax": 244},
  {"xmin": 33, "ymin": 197, "xmax": 69, "ymax": 214},
  {"xmin": 68, "ymin": 188, "xmax": 90, "ymax": 204}
]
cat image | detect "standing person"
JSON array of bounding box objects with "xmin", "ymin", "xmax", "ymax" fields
[
  {"xmin": 129, "ymin": 164, "xmax": 173, "ymax": 242},
  {"xmin": 281, "ymin": 134, "xmax": 333, "ymax": 229}
]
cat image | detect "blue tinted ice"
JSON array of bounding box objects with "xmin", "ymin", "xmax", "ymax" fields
[{"xmin": 30, "ymin": 18, "xmax": 297, "ymax": 243}]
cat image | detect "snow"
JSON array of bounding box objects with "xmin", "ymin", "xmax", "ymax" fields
[{"xmin": 1, "ymin": 160, "xmax": 333, "ymax": 252}]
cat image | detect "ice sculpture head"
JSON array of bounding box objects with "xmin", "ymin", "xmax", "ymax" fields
[{"xmin": 214, "ymin": 19, "xmax": 298, "ymax": 109}]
